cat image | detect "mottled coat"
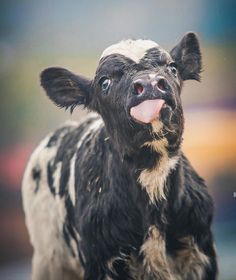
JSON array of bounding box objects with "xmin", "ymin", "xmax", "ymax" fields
[{"xmin": 22, "ymin": 32, "xmax": 217, "ymax": 280}]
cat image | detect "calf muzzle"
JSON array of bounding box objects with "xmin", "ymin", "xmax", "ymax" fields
[{"xmin": 132, "ymin": 74, "xmax": 170, "ymax": 97}]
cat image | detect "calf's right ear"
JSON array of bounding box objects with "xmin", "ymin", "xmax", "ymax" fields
[
  {"xmin": 40, "ymin": 67, "xmax": 92, "ymax": 112},
  {"xmin": 170, "ymin": 32, "xmax": 202, "ymax": 81}
]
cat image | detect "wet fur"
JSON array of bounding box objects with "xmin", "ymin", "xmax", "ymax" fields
[{"xmin": 22, "ymin": 33, "xmax": 217, "ymax": 279}]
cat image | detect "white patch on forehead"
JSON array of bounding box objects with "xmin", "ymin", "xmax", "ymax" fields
[{"xmin": 100, "ymin": 39, "xmax": 159, "ymax": 63}]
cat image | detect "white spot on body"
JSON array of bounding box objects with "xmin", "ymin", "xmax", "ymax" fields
[
  {"xmin": 100, "ymin": 39, "xmax": 159, "ymax": 63},
  {"xmin": 53, "ymin": 162, "xmax": 62, "ymax": 194},
  {"xmin": 68, "ymin": 154, "xmax": 76, "ymax": 206},
  {"xmin": 141, "ymin": 226, "xmax": 173, "ymax": 279},
  {"xmin": 139, "ymin": 139, "xmax": 179, "ymax": 202},
  {"xmin": 142, "ymin": 228, "xmax": 209, "ymax": 280}
]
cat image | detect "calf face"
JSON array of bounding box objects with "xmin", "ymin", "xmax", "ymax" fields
[{"xmin": 41, "ymin": 32, "xmax": 201, "ymax": 157}]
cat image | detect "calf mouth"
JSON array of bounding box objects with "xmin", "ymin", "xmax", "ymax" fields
[
  {"xmin": 129, "ymin": 98, "xmax": 173, "ymax": 126},
  {"xmin": 130, "ymin": 98, "xmax": 165, "ymax": 124}
]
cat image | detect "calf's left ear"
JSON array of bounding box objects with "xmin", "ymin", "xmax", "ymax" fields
[
  {"xmin": 170, "ymin": 32, "xmax": 202, "ymax": 81},
  {"xmin": 40, "ymin": 67, "xmax": 92, "ymax": 112}
]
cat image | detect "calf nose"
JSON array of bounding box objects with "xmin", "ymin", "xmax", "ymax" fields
[{"xmin": 133, "ymin": 75, "xmax": 169, "ymax": 96}]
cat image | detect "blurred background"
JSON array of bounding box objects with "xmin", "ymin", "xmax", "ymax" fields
[{"xmin": 0, "ymin": 0, "xmax": 235, "ymax": 279}]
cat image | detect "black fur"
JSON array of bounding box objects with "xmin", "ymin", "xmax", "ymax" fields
[
  {"xmin": 170, "ymin": 32, "xmax": 202, "ymax": 81},
  {"xmin": 41, "ymin": 67, "xmax": 92, "ymax": 112},
  {"xmin": 32, "ymin": 165, "xmax": 41, "ymax": 193},
  {"xmin": 29, "ymin": 32, "xmax": 217, "ymax": 279}
]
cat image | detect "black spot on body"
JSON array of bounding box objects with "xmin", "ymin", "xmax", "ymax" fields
[
  {"xmin": 47, "ymin": 126, "xmax": 72, "ymax": 147},
  {"xmin": 63, "ymin": 223, "xmax": 76, "ymax": 258},
  {"xmin": 64, "ymin": 194, "xmax": 80, "ymax": 259},
  {"xmin": 47, "ymin": 160, "xmax": 56, "ymax": 195},
  {"xmin": 32, "ymin": 165, "xmax": 41, "ymax": 193}
]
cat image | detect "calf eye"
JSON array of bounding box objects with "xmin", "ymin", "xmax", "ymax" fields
[
  {"xmin": 100, "ymin": 77, "xmax": 111, "ymax": 92},
  {"xmin": 169, "ymin": 62, "xmax": 178, "ymax": 76}
]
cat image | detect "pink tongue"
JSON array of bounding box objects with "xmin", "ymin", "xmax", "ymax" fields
[{"xmin": 130, "ymin": 99, "xmax": 165, "ymax": 123}]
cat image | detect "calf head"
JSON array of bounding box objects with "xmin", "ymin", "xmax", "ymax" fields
[{"xmin": 41, "ymin": 32, "xmax": 201, "ymax": 157}]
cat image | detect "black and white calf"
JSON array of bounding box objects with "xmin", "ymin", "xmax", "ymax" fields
[{"xmin": 22, "ymin": 32, "xmax": 217, "ymax": 280}]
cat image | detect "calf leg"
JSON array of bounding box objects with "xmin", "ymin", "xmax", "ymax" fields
[
  {"xmin": 32, "ymin": 253, "xmax": 83, "ymax": 280},
  {"xmin": 31, "ymin": 253, "xmax": 50, "ymax": 280}
]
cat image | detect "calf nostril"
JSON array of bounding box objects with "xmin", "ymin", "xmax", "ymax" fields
[
  {"xmin": 157, "ymin": 78, "xmax": 168, "ymax": 92},
  {"xmin": 134, "ymin": 82, "xmax": 144, "ymax": 95}
]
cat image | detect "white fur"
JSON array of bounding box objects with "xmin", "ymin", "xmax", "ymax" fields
[
  {"xmin": 141, "ymin": 226, "xmax": 173, "ymax": 279},
  {"xmin": 100, "ymin": 39, "xmax": 159, "ymax": 63},
  {"xmin": 53, "ymin": 162, "xmax": 62, "ymax": 194},
  {"xmin": 68, "ymin": 154, "xmax": 76, "ymax": 207},
  {"xmin": 139, "ymin": 139, "xmax": 179, "ymax": 202}
]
